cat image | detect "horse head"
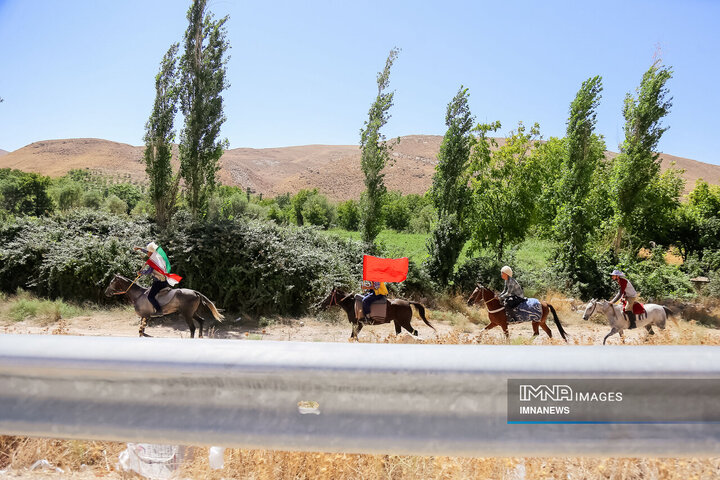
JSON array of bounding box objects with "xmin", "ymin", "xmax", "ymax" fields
[
  {"xmin": 582, "ymin": 298, "xmax": 598, "ymax": 321},
  {"xmin": 104, "ymin": 274, "xmax": 132, "ymax": 297},
  {"xmin": 319, "ymin": 286, "xmax": 349, "ymax": 309},
  {"xmin": 467, "ymin": 283, "xmax": 491, "ymax": 306}
]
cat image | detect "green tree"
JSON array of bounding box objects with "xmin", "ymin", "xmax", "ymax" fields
[
  {"xmin": 302, "ymin": 194, "xmax": 335, "ymax": 229},
  {"xmin": 178, "ymin": 0, "xmax": 231, "ymax": 218},
  {"xmin": 290, "ymin": 189, "xmax": 317, "ymax": 225},
  {"xmin": 360, "ymin": 47, "xmax": 399, "ymax": 245},
  {"xmin": 337, "ymin": 199, "xmax": 360, "ymax": 231},
  {"xmin": 553, "ymin": 76, "xmax": 606, "ymax": 285},
  {"xmin": 468, "ymin": 122, "xmax": 541, "ymax": 261},
  {"xmin": 425, "ymin": 86, "xmax": 475, "ymax": 286},
  {"xmin": 382, "ymin": 191, "xmax": 409, "ymax": 231},
  {"xmin": 144, "ymin": 43, "xmax": 180, "ymax": 227},
  {"xmin": 108, "ymin": 183, "xmax": 143, "ymax": 214},
  {"xmin": 104, "ymin": 195, "xmax": 128, "ymax": 215},
  {"xmin": 611, "ymin": 60, "xmax": 673, "ymax": 250},
  {"xmin": 0, "ymin": 170, "xmax": 54, "ymax": 216}
]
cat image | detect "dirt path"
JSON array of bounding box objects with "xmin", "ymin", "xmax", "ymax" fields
[{"xmin": 2, "ymin": 304, "xmax": 717, "ymax": 345}]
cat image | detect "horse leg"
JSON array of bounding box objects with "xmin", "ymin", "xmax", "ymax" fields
[
  {"xmin": 531, "ymin": 321, "xmax": 540, "ymax": 337},
  {"xmin": 139, "ymin": 317, "xmax": 152, "ymax": 337},
  {"xmin": 645, "ymin": 325, "xmax": 655, "ymax": 335},
  {"xmin": 351, "ymin": 322, "xmax": 363, "ymax": 341},
  {"xmin": 603, "ymin": 327, "xmax": 618, "ymax": 345},
  {"xmin": 194, "ymin": 314, "xmax": 205, "ymax": 338},
  {"xmin": 183, "ymin": 313, "xmax": 196, "ymax": 339},
  {"xmin": 394, "ymin": 320, "xmax": 401, "ymax": 335},
  {"xmin": 540, "ymin": 321, "xmax": 553, "ymax": 338}
]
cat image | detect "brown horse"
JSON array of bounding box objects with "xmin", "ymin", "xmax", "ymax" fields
[
  {"xmin": 320, "ymin": 287, "xmax": 435, "ymax": 340},
  {"xmin": 466, "ymin": 284, "xmax": 568, "ymax": 341},
  {"xmin": 104, "ymin": 274, "xmax": 223, "ymax": 338}
]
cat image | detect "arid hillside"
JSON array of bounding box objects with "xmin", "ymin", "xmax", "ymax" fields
[{"xmin": 1, "ymin": 136, "xmax": 718, "ymax": 200}]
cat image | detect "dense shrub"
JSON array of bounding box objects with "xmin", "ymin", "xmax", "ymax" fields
[
  {"xmin": 0, "ymin": 210, "xmax": 373, "ymax": 314},
  {"xmin": 0, "ymin": 210, "xmax": 150, "ymax": 302},
  {"xmin": 615, "ymin": 248, "xmax": 694, "ymax": 301},
  {"xmin": 159, "ymin": 214, "xmax": 364, "ymax": 314}
]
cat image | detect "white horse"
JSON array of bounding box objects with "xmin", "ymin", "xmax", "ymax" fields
[{"xmin": 582, "ymin": 299, "xmax": 677, "ymax": 345}]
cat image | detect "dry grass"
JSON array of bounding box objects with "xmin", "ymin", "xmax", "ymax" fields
[{"xmin": 1, "ymin": 438, "xmax": 719, "ymax": 479}]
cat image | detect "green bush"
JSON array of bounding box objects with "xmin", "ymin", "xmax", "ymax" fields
[
  {"xmin": 615, "ymin": 248, "xmax": 694, "ymax": 301},
  {"xmin": 336, "ymin": 200, "xmax": 360, "ymax": 231},
  {"xmin": 0, "ymin": 210, "xmax": 150, "ymax": 302},
  {"xmin": 82, "ymin": 190, "xmax": 103, "ymax": 209},
  {"xmin": 159, "ymin": 214, "xmax": 364, "ymax": 314},
  {"xmin": 0, "ymin": 210, "xmax": 440, "ymax": 314},
  {"xmin": 104, "ymin": 195, "xmax": 128, "ymax": 215}
]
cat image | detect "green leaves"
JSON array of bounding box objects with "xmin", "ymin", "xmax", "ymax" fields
[
  {"xmin": 425, "ymin": 86, "xmax": 476, "ymax": 286},
  {"xmin": 360, "ymin": 48, "xmax": 400, "ymax": 245}
]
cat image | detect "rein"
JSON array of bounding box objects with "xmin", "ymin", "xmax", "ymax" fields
[
  {"xmin": 475, "ymin": 287, "xmax": 504, "ymax": 314},
  {"xmin": 114, "ymin": 274, "xmax": 141, "ymax": 296}
]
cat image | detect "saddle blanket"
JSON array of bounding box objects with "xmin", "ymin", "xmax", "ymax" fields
[{"xmin": 510, "ymin": 298, "xmax": 542, "ymax": 323}]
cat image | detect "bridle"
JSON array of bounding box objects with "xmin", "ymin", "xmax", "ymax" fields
[
  {"xmin": 327, "ymin": 288, "xmax": 340, "ymax": 307},
  {"xmin": 583, "ymin": 300, "xmax": 598, "ymax": 320},
  {"xmin": 473, "ymin": 286, "xmax": 505, "ymax": 314}
]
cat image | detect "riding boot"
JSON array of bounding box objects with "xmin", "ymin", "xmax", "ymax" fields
[{"xmin": 627, "ymin": 311, "xmax": 636, "ymax": 329}]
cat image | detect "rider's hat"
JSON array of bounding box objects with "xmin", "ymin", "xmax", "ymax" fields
[
  {"xmin": 146, "ymin": 242, "xmax": 158, "ymax": 253},
  {"xmin": 501, "ymin": 266, "xmax": 513, "ymax": 277},
  {"xmin": 610, "ymin": 269, "xmax": 625, "ymax": 277}
]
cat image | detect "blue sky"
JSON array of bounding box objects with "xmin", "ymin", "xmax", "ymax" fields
[{"xmin": 0, "ymin": 0, "xmax": 718, "ymax": 165}]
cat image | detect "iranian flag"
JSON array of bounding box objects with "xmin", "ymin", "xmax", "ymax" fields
[{"xmin": 146, "ymin": 246, "xmax": 182, "ymax": 286}]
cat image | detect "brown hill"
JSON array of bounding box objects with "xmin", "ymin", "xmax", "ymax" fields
[
  {"xmin": 0, "ymin": 149, "xmax": 8, "ymax": 156},
  {"xmin": 1, "ymin": 136, "xmax": 718, "ymax": 201}
]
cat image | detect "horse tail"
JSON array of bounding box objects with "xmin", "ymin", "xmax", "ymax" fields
[
  {"xmin": 410, "ymin": 301, "xmax": 436, "ymax": 331},
  {"xmin": 548, "ymin": 304, "xmax": 568, "ymax": 342},
  {"xmin": 198, "ymin": 292, "xmax": 224, "ymax": 322},
  {"xmin": 663, "ymin": 306, "xmax": 679, "ymax": 327}
]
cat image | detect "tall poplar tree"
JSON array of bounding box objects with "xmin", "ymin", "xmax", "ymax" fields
[
  {"xmin": 611, "ymin": 61, "xmax": 673, "ymax": 249},
  {"xmin": 553, "ymin": 76, "xmax": 605, "ymax": 283},
  {"xmin": 178, "ymin": 0, "xmax": 230, "ymax": 218},
  {"xmin": 425, "ymin": 86, "xmax": 475, "ymax": 286},
  {"xmin": 360, "ymin": 48, "xmax": 399, "ymax": 245},
  {"xmin": 144, "ymin": 43, "xmax": 180, "ymax": 228}
]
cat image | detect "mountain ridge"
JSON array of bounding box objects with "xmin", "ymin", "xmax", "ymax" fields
[{"xmin": 1, "ymin": 136, "xmax": 718, "ymax": 200}]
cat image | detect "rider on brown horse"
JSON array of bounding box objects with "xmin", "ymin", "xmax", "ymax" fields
[
  {"xmin": 499, "ymin": 266, "xmax": 525, "ymax": 321},
  {"xmin": 361, "ymin": 281, "xmax": 388, "ymax": 323}
]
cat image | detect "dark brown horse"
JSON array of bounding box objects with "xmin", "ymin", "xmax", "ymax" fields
[
  {"xmin": 104, "ymin": 274, "xmax": 223, "ymax": 338},
  {"xmin": 467, "ymin": 284, "xmax": 568, "ymax": 341},
  {"xmin": 320, "ymin": 287, "xmax": 435, "ymax": 340}
]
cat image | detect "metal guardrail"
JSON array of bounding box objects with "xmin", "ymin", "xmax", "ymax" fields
[{"xmin": 0, "ymin": 334, "xmax": 719, "ymax": 457}]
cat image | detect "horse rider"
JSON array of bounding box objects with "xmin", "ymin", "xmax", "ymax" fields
[
  {"xmin": 610, "ymin": 269, "xmax": 638, "ymax": 329},
  {"xmin": 499, "ymin": 266, "xmax": 525, "ymax": 320},
  {"xmin": 134, "ymin": 242, "xmax": 175, "ymax": 316},
  {"xmin": 361, "ymin": 281, "xmax": 388, "ymax": 322}
]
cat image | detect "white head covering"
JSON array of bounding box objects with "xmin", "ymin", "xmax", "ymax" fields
[
  {"xmin": 146, "ymin": 242, "xmax": 158, "ymax": 253},
  {"xmin": 501, "ymin": 266, "xmax": 513, "ymax": 277},
  {"xmin": 610, "ymin": 269, "xmax": 625, "ymax": 277}
]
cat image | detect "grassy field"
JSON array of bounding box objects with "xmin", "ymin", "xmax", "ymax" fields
[{"xmin": 323, "ymin": 228, "xmax": 555, "ymax": 271}]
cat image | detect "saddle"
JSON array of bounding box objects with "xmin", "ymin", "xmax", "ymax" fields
[
  {"xmin": 137, "ymin": 287, "xmax": 175, "ymax": 317},
  {"xmin": 354, "ymin": 294, "xmax": 388, "ymax": 323}
]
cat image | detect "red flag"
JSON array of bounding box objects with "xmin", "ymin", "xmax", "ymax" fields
[{"xmin": 362, "ymin": 255, "xmax": 409, "ymax": 282}]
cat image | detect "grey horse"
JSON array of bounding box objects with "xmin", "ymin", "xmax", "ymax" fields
[
  {"xmin": 105, "ymin": 274, "xmax": 223, "ymax": 338},
  {"xmin": 582, "ymin": 298, "xmax": 677, "ymax": 345}
]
